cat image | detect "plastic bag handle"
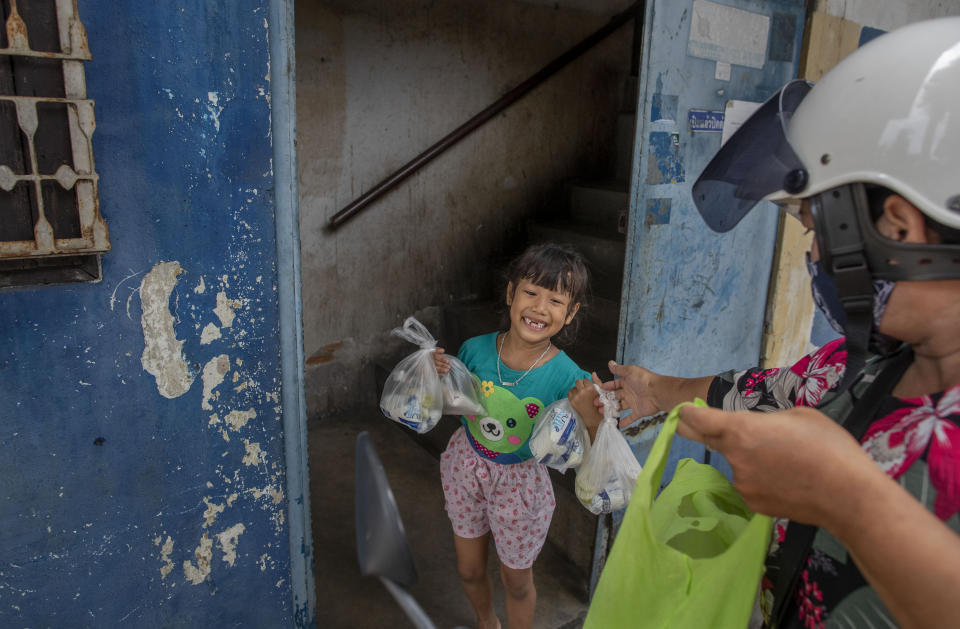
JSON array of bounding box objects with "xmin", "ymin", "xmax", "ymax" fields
[
  {"xmin": 391, "ymin": 316, "xmax": 438, "ymax": 350},
  {"xmin": 593, "ymin": 383, "xmax": 620, "ymax": 421},
  {"xmin": 638, "ymin": 399, "xmax": 708, "ymax": 506}
]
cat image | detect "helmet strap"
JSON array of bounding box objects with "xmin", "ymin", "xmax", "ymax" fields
[{"xmin": 811, "ymin": 185, "xmax": 875, "ymax": 391}]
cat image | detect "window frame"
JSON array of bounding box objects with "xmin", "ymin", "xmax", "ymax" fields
[{"xmin": 0, "ymin": 0, "xmax": 107, "ymax": 286}]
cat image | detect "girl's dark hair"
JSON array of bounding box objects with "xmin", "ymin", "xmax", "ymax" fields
[{"xmin": 502, "ymin": 242, "xmax": 591, "ymax": 346}]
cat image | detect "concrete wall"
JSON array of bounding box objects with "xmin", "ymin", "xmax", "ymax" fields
[
  {"xmin": 0, "ymin": 2, "xmax": 311, "ymax": 626},
  {"xmin": 296, "ymin": 0, "xmax": 634, "ymax": 416}
]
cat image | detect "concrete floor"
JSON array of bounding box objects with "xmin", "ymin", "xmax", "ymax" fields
[{"xmin": 309, "ymin": 405, "xmax": 590, "ymax": 628}]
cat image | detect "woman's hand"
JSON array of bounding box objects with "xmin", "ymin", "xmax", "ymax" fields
[
  {"xmin": 433, "ymin": 348, "xmax": 451, "ymax": 376},
  {"xmin": 601, "ymin": 361, "xmax": 714, "ymax": 428},
  {"xmin": 676, "ymin": 404, "xmax": 871, "ymax": 528},
  {"xmin": 678, "ymin": 403, "xmax": 960, "ymax": 629},
  {"xmin": 600, "ymin": 361, "xmax": 661, "ymax": 426}
]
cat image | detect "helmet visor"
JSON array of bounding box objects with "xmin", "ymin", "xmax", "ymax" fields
[{"xmin": 692, "ymin": 80, "xmax": 813, "ymax": 232}]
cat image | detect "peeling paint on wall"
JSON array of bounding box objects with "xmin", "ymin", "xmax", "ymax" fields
[
  {"xmin": 140, "ymin": 261, "xmax": 195, "ymax": 398},
  {"xmin": 201, "ymin": 322, "xmax": 222, "ymax": 345},
  {"xmin": 183, "ymin": 534, "xmax": 213, "ymax": 585},
  {"xmin": 142, "ymin": 255, "xmax": 285, "ymax": 591},
  {"xmin": 201, "ymin": 354, "xmax": 231, "ymax": 410},
  {"xmin": 202, "ymin": 498, "xmax": 226, "ymax": 528},
  {"xmin": 270, "ymin": 509, "xmax": 286, "ymax": 535},
  {"xmin": 225, "ymin": 408, "xmax": 256, "ymax": 431},
  {"xmin": 249, "ymin": 485, "xmax": 284, "ymax": 505},
  {"xmin": 216, "ymin": 523, "xmax": 246, "ymax": 566},
  {"xmin": 155, "ymin": 536, "xmax": 175, "ymax": 579},
  {"xmin": 205, "ymin": 91, "xmax": 223, "ymax": 132},
  {"xmin": 242, "ymin": 439, "xmax": 264, "ymax": 467},
  {"xmin": 645, "ymin": 131, "xmax": 685, "ymax": 184},
  {"xmin": 0, "ymin": 2, "xmax": 304, "ymax": 624},
  {"xmin": 214, "ymin": 291, "xmax": 239, "ymax": 328}
]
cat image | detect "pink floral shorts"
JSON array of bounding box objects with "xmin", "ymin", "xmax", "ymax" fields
[{"xmin": 440, "ymin": 427, "xmax": 556, "ymax": 570}]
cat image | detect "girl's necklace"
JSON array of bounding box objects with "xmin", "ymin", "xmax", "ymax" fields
[{"xmin": 497, "ymin": 331, "xmax": 551, "ymax": 387}]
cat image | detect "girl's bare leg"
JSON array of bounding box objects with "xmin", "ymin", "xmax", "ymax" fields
[
  {"xmin": 453, "ymin": 534, "xmax": 500, "ymax": 629},
  {"xmin": 500, "ymin": 563, "xmax": 535, "ymax": 629}
]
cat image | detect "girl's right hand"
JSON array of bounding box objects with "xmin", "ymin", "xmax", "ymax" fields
[{"xmin": 433, "ymin": 348, "xmax": 451, "ymax": 376}]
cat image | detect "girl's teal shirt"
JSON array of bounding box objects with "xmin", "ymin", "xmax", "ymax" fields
[{"xmin": 457, "ymin": 332, "xmax": 589, "ymax": 464}]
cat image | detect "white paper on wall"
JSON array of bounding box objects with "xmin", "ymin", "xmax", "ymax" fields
[
  {"xmin": 688, "ymin": 0, "xmax": 770, "ymax": 70},
  {"xmin": 721, "ymin": 99, "xmax": 762, "ymax": 146}
]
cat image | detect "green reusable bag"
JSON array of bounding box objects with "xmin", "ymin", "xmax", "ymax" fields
[{"xmin": 584, "ymin": 399, "xmax": 772, "ymax": 629}]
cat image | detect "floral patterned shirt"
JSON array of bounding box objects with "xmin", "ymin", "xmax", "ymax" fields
[{"xmin": 707, "ymin": 338, "xmax": 960, "ymax": 629}]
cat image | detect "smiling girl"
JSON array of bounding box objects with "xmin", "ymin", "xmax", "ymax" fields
[{"xmin": 433, "ymin": 242, "xmax": 593, "ymax": 629}]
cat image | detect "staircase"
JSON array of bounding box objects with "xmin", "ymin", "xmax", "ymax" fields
[
  {"xmin": 377, "ymin": 76, "xmax": 637, "ymax": 599},
  {"xmin": 530, "ymin": 74, "xmax": 635, "ymax": 377},
  {"xmin": 518, "ymin": 82, "xmax": 633, "ymax": 595}
]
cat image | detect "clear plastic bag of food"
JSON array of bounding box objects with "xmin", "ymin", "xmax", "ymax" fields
[
  {"xmin": 529, "ymin": 398, "xmax": 590, "ymax": 473},
  {"xmin": 379, "ymin": 317, "xmax": 443, "ymax": 433},
  {"xmin": 575, "ymin": 385, "xmax": 642, "ymax": 514},
  {"xmin": 441, "ymin": 356, "xmax": 486, "ymax": 417}
]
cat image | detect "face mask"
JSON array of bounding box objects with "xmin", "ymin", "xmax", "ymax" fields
[
  {"xmin": 805, "ymin": 254, "xmax": 898, "ymax": 353},
  {"xmin": 806, "ymin": 255, "xmax": 845, "ymax": 334}
]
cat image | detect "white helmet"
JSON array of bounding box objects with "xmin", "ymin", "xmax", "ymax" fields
[
  {"xmin": 694, "ymin": 17, "xmax": 960, "ymax": 234},
  {"xmin": 694, "ymin": 18, "xmax": 960, "ymax": 385}
]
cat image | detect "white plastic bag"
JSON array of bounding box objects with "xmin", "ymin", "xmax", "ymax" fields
[
  {"xmin": 529, "ymin": 398, "xmax": 590, "ymax": 473},
  {"xmin": 379, "ymin": 317, "xmax": 443, "ymax": 433},
  {"xmin": 441, "ymin": 356, "xmax": 486, "ymax": 417},
  {"xmin": 575, "ymin": 385, "xmax": 642, "ymax": 514}
]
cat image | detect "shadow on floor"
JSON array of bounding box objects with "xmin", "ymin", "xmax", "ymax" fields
[{"xmin": 309, "ymin": 404, "xmax": 590, "ymax": 628}]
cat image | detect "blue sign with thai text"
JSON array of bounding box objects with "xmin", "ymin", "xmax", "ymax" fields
[{"xmin": 688, "ymin": 109, "xmax": 725, "ymax": 132}]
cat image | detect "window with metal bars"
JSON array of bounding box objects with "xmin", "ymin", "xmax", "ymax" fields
[{"xmin": 1, "ymin": 0, "xmax": 107, "ymax": 287}]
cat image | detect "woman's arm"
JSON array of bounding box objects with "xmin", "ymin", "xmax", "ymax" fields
[
  {"xmin": 601, "ymin": 361, "xmax": 713, "ymax": 426},
  {"xmin": 678, "ymin": 404, "xmax": 960, "ymax": 629},
  {"xmin": 829, "ymin": 454, "xmax": 960, "ymax": 629}
]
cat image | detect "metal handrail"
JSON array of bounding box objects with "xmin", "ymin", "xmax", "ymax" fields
[{"xmin": 327, "ymin": 2, "xmax": 640, "ymax": 231}]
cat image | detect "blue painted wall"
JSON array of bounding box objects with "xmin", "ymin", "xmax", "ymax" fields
[
  {"xmin": 0, "ymin": 1, "xmax": 311, "ymax": 626},
  {"xmin": 620, "ymin": 0, "xmax": 807, "ymax": 481}
]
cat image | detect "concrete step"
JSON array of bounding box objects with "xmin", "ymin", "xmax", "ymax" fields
[
  {"xmin": 566, "ymin": 179, "xmax": 629, "ymax": 235},
  {"xmin": 526, "ymin": 219, "xmax": 625, "ymax": 302}
]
